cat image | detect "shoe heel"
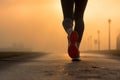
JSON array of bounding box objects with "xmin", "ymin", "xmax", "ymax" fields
[{"xmin": 68, "ymin": 31, "xmax": 79, "ymax": 58}]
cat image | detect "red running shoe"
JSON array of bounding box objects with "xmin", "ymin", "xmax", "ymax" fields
[{"xmin": 68, "ymin": 31, "xmax": 79, "ymax": 58}]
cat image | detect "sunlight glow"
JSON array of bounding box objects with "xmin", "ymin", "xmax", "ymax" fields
[{"xmin": 0, "ymin": 0, "xmax": 120, "ymax": 52}]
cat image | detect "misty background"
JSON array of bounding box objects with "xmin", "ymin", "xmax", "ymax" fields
[{"xmin": 0, "ymin": 0, "xmax": 120, "ymax": 53}]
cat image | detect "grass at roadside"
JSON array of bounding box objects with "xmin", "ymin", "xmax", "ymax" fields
[{"xmin": 0, "ymin": 52, "xmax": 45, "ymax": 59}]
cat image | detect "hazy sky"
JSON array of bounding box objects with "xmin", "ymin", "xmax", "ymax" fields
[{"xmin": 0, "ymin": 0, "xmax": 120, "ymax": 52}]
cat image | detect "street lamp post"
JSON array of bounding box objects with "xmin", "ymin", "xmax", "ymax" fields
[{"xmin": 108, "ymin": 19, "xmax": 111, "ymax": 51}]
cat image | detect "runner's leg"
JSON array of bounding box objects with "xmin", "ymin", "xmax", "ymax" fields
[
  {"xmin": 74, "ymin": 0, "xmax": 88, "ymax": 47},
  {"xmin": 61, "ymin": 0, "xmax": 74, "ymax": 34},
  {"xmin": 61, "ymin": 0, "xmax": 74, "ymax": 20},
  {"xmin": 61, "ymin": 0, "xmax": 80, "ymax": 59}
]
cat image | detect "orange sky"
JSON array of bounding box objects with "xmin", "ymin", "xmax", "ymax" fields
[{"xmin": 0, "ymin": 0, "xmax": 120, "ymax": 52}]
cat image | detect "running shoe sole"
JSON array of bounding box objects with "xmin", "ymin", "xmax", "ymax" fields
[
  {"xmin": 68, "ymin": 31, "xmax": 79, "ymax": 58},
  {"xmin": 72, "ymin": 58, "xmax": 81, "ymax": 61}
]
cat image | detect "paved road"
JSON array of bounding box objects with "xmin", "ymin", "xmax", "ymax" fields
[{"xmin": 0, "ymin": 53, "xmax": 120, "ymax": 80}]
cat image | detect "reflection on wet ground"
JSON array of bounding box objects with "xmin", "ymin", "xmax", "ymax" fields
[{"xmin": 0, "ymin": 53, "xmax": 120, "ymax": 80}]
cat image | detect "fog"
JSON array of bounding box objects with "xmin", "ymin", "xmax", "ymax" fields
[
  {"xmin": 0, "ymin": 0, "xmax": 65, "ymax": 52},
  {"xmin": 0, "ymin": 0, "xmax": 120, "ymax": 53}
]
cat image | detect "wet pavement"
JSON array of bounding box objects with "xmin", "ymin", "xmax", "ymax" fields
[{"xmin": 0, "ymin": 53, "xmax": 120, "ymax": 80}]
